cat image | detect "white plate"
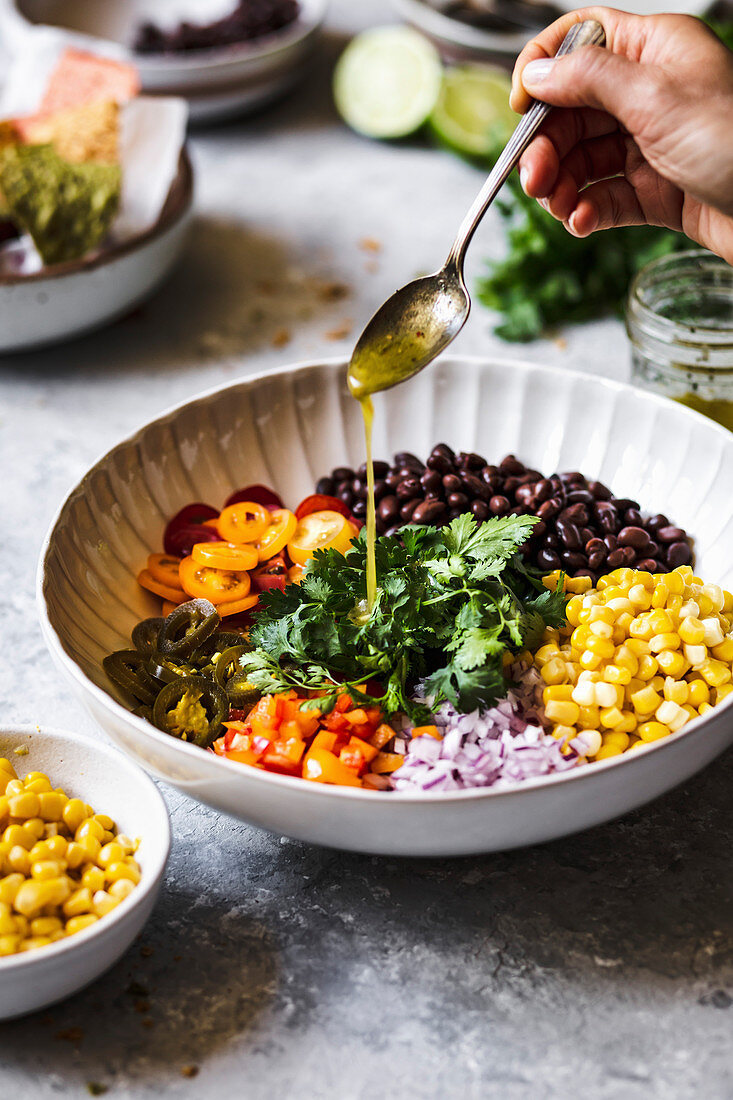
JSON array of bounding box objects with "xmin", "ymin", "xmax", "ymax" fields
[
  {"xmin": 38, "ymin": 356, "xmax": 733, "ymax": 857},
  {"xmin": 0, "ymin": 150, "xmax": 192, "ymax": 354},
  {"xmin": 0, "ymin": 725, "xmax": 170, "ymax": 1020},
  {"xmin": 2, "ymin": 0, "xmax": 327, "ymax": 100}
]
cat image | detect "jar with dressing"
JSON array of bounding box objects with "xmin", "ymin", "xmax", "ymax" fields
[{"xmin": 625, "ymin": 250, "xmax": 733, "ymax": 431}]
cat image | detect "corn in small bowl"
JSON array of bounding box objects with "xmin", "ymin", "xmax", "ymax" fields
[{"xmin": 0, "ymin": 726, "xmax": 170, "ymax": 1021}]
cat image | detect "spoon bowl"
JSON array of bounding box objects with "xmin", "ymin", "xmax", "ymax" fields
[{"xmin": 348, "ymin": 266, "xmax": 469, "ymax": 399}]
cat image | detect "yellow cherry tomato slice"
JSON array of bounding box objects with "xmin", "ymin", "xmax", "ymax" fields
[
  {"xmin": 254, "ymin": 509, "xmax": 298, "ymax": 563},
  {"xmin": 178, "ymin": 556, "xmax": 252, "ymax": 605},
  {"xmin": 287, "ymin": 564, "xmax": 306, "ymax": 585},
  {"xmin": 192, "ymin": 541, "xmax": 258, "ymax": 571},
  {"xmin": 138, "ymin": 569, "xmax": 185, "ymax": 604},
  {"xmin": 287, "ymin": 511, "xmax": 359, "ymax": 566},
  {"xmin": 147, "ymin": 553, "xmax": 184, "ymax": 590},
  {"xmin": 217, "ymin": 502, "xmax": 269, "ymax": 545},
  {"xmin": 218, "ymin": 593, "xmax": 260, "ymax": 617},
  {"xmin": 203, "ymin": 517, "xmax": 221, "ymax": 529}
]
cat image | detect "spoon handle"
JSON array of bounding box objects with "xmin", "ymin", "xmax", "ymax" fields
[{"xmin": 446, "ymin": 18, "xmax": 606, "ymax": 270}]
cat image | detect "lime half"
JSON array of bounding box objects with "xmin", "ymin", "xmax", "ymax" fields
[
  {"xmin": 334, "ymin": 26, "xmax": 443, "ymax": 140},
  {"xmin": 429, "ymin": 66, "xmax": 515, "ymax": 158}
]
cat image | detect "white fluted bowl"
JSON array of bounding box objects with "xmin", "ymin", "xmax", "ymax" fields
[{"xmin": 38, "ymin": 357, "xmax": 733, "ymax": 856}]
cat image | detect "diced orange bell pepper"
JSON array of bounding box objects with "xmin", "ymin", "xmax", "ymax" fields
[
  {"xmin": 303, "ymin": 749, "xmax": 362, "ymax": 787},
  {"xmin": 370, "ymin": 724, "xmax": 397, "ymax": 750},
  {"xmin": 347, "ymin": 735, "xmax": 379, "ymax": 763},
  {"xmin": 339, "ymin": 746, "xmax": 367, "ymax": 774},
  {"xmin": 335, "ymin": 694, "xmax": 352, "ymax": 713},
  {"xmin": 308, "ymin": 731, "xmax": 338, "ymax": 754},
  {"xmin": 344, "ymin": 708, "xmax": 369, "ymax": 726},
  {"xmin": 371, "ymin": 752, "xmax": 404, "ymax": 774},
  {"xmin": 410, "ymin": 725, "xmax": 442, "ymax": 740},
  {"xmin": 225, "ymin": 748, "xmax": 262, "ymax": 766}
]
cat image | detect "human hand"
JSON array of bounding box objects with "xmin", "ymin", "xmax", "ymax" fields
[{"xmin": 510, "ymin": 9, "xmax": 733, "ymax": 263}]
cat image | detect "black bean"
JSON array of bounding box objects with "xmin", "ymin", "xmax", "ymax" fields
[
  {"xmin": 515, "ymin": 484, "xmax": 535, "ymax": 505},
  {"xmin": 541, "ymin": 533, "xmax": 559, "ymax": 548},
  {"xmin": 636, "ymin": 558, "xmax": 659, "ymax": 573},
  {"xmin": 566, "ymin": 489, "xmax": 595, "ymax": 506},
  {"xmin": 384, "ymin": 525, "xmax": 402, "ymax": 537},
  {"xmin": 316, "ymin": 476, "xmax": 335, "ymax": 495},
  {"xmin": 503, "ymin": 476, "xmax": 523, "ymax": 494},
  {"xmin": 499, "ymin": 454, "xmax": 525, "ymax": 474},
  {"xmin": 400, "ymin": 499, "xmax": 421, "ymax": 522},
  {"xmin": 448, "ymin": 508, "xmax": 464, "ymax": 520},
  {"xmin": 534, "ymin": 478, "xmax": 553, "ymax": 503},
  {"xmin": 396, "ymin": 478, "xmax": 421, "ymax": 501},
  {"xmin": 351, "ymin": 500, "xmax": 367, "ymax": 518},
  {"xmin": 588, "ymin": 550, "xmax": 607, "ymax": 571},
  {"xmin": 612, "ymin": 498, "xmax": 639, "ymax": 512},
  {"xmin": 624, "ymin": 508, "xmax": 643, "ymax": 526},
  {"xmin": 420, "ymin": 470, "xmax": 442, "ymax": 493},
  {"xmin": 489, "ymin": 495, "xmax": 511, "ymax": 516},
  {"xmin": 471, "ymin": 500, "xmax": 490, "ymax": 522},
  {"xmin": 586, "ymin": 538, "xmax": 606, "ymax": 555},
  {"xmin": 573, "ymin": 569, "xmax": 595, "ymax": 580},
  {"xmin": 447, "ymin": 492, "xmax": 469, "ymax": 509},
  {"xmin": 537, "ymin": 549, "xmax": 561, "ymax": 571},
  {"xmin": 598, "ymin": 510, "xmax": 619, "ymax": 535},
  {"xmin": 426, "ymin": 452, "xmax": 453, "ymax": 474},
  {"xmin": 559, "ymin": 504, "xmax": 589, "ymax": 525},
  {"xmin": 557, "ymin": 520, "xmax": 582, "ymax": 549},
  {"xmin": 331, "ymin": 467, "xmax": 353, "ymax": 481},
  {"xmin": 393, "ymin": 452, "xmax": 423, "ymax": 471},
  {"xmin": 667, "ymin": 541, "xmax": 692, "ymax": 566},
  {"xmin": 620, "ymin": 547, "xmax": 636, "ymax": 566},
  {"xmin": 337, "ymin": 489, "xmax": 354, "ymax": 506},
  {"xmin": 560, "ymin": 471, "xmax": 585, "ymax": 485},
  {"xmin": 482, "ymin": 464, "xmax": 499, "ymax": 478},
  {"xmin": 657, "ymin": 525, "xmax": 687, "ymax": 544},
  {"xmin": 412, "ymin": 499, "xmax": 448, "ymax": 525},
  {"xmin": 604, "ymin": 534, "xmax": 618, "ymax": 552},
  {"xmin": 532, "ymin": 521, "xmax": 547, "ymax": 539},
  {"xmin": 646, "ymin": 540, "xmax": 660, "ymax": 558},
  {"xmin": 378, "ymin": 496, "xmax": 399, "ymax": 524},
  {"xmin": 442, "ymin": 474, "xmax": 463, "ymax": 494},
  {"xmin": 461, "ymin": 474, "xmax": 490, "ymax": 502},
  {"xmin": 618, "ymin": 526, "xmax": 650, "ymax": 550},
  {"xmin": 458, "ymin": 452, "xmax": 485, "ymax": 471},
  {"xmin": 537, "ymin": 499, "xmax": 561, "ymax": 522},
  {"xmin": 645, "ymin": 514, "xmax": 669, "ymax": 533},
  {"xmin": 385, "ymin": 472, "xmax": 402, "ymax": 489},
  {"xmin": 579, "ymin": 528, "xmax": 595, "ymax": 545},
  {"xmin": 430, "ymin": 443, "xmax": 455, "ymax": 462},
  {"xmin": 588, "ymin": 480, "xmax": 613, "ymax": 501},
  {"xmin": 606, "ymin": 549, "xmax": 627, "ymax": 570},
  {"xmin": 561, "ymin": 551, "xmax": 588, "ymax": 570},
  {"xmin": 351, "ymin": 479, "xmax": 368, "ymax": 500},
  {"xmin": 373, "ymin": 481, "xmax": 389, "ymax": 503}
]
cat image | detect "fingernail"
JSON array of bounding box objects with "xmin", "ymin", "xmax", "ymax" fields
[
  {"xmin": 519, "ymin": 166, "xmax": 530, "ymax": 193},
  {"xmin": 523, "ymin": 58, "xmax": 555, "ymax": 85}
]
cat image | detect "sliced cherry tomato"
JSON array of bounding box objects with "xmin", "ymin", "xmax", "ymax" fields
[
  {"xmin": 147, "ymin": 553, "xmax": 184, "ymax": 590},
  {"xmin": 137, "ymin": 568, "xmax": 186, "ymax": 604},
  {"xmin": 217, "ymin": 501, "xmax": 269, "ymax": 545},
  {"xmin": 192, "ymin": 541, "xmax": 258, "ymax": 571},
  {"xmin": 218, "ymin": 593, "xmax": 259, "ymax": 617},
  {"xmin": 202, "ymin": 517, "xmax": 221, "ymax": 529},
  {"xmin": 254, "ymin": 509, "xmax": 298, "ymax": 562},
  {"xmin": 163, "ymin": 503, "xmax": 219, "ymax": 556},
  {"xmin": 295, "ymin": 494, "xmax": 354, "ymax": 522},
  {"xmin": 287, "ymin": 511, "xmax": 359, "ymax": 566},
  {"xmin": 251, "ymin": 554, "xmax": 288, "ymax": 594},
  {"xmin": 287, "ymin": 564, "xmax": 305, "ymax": 585},
  {"xmin": 165, "ymin": 523, "xmax": 220, "ymax": 559},
  {"xmin": 179, "ymin": 557, "xmax": 252, "ymax": 605},
  {"xmin": 225, "ymin": 485, "xmax": 284, "ymax": 511}
]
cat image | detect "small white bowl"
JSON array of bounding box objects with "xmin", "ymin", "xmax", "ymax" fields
[
  {"xmin": 3, "ymin": 0, "xmax": 327, "ymax": 117},
  {"xmin": 38, "ymin": 357, "xmax": 733, "ymax": 857},
  {"xmin": 0, "ymin": 149, "xmax": 192, "ymax": 354},
  {"xmin": 0, "ymin": 724, "xmax": 170, "ymax": 1021}
]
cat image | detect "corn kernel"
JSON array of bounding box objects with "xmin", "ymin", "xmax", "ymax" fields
[
  {"xmin": 37, "ymin": 792, "xmax": 66, "ymax": 822},
  {"xmin": 64, "ymin": 841, "xmax": 86, "ymax": 870},
  {"xmin": 656, "ymin": 700, "xmax": 689, "ymax": 731},
  {"xmin": 603, "ymin": 729, "xmax": 630, "ymax": 750},
  {"xmin": 545, "ymin": 701, "xmax": 580, "ymax": 726},
  {"xmin": 595, "ymin": 744, "xmax": 624, "ymax": 760},
  {"xmin": 699, "ymin": 702, "xmax": 715, "ymax": 716},
  {"xmin": 105, "ymin": 860, "xmax": 140, "ymax": 885},
  {"xmin": 687, "ymin": 679, "xmax": 710, "ymax": 707},
  {"xmin": 712, "ymin": 638, "xmax": 733, "ymax": 663},
  {"xmin": 579, "ymin": 649, "xmax": 602, "ymax": 671},
  {"xmin": 13, "ymin": 876, "xmax": 71, "ymax": 917},
  {"xmin": 7, "ymin": 792, "xmax": 40, "ymax": 819},
  {"xmin": 603, "ymin": 665, "xmax": 632, "ymax": 686},
  {"xmin": 63, "ymin": 886, "xmax": 93, "ymax": 918},
  {"xmin": 586, "ymin": 635, "xmax": 616, "ymax": 659},
  {"xmin": 678, "ymin": 616, "xmax": 705, "ymax": 645},
  {"xmin": 700, "ymin": 618, "xmax": 725, "ymax": 647},
  {"xmin": 577, "ymin": 704, "xmax": 601, "ymax": 728},
  {"xmin": 7, "ymin": 846, "xmax": 30, "ymax": 875},
  {"xmin": 62, "ymin": 798, "xmax": 87, "ymax": 834},
  {"xmin": 543, "ymin": 685, "xmax": 574, "ymax": 704},
  {"xmin": 31, "ymin": 859, "xmax": 66, "ymax": 881},
  {"xmin": 541, "ymin": 658, "xmax": 568, "ymax": 685},
  {"xmin": 75, "ymin": 818, "xmax": 104, "ymax": 842},
  {"xmin": 699, "ymin": 658, "xmax": 732, "ymax": 688},
  {"xmin": 98, "ymin": 842, "xmax": 126, "ymax": 868},
  {"xmin": 684, "ymin": 643, "xmax": 707, "ymax": 667},
  {"xmin": 649, "ymin": 632, "xmax": 680, "ymax": 653},
  {"xmin": 65, "ymin": 913, "xmax": 99, "ymax": 936},
  {"xmin": 81, "ymin": 866, "xmax": 105, "ymax": 893},
  {"xmin": 637, "ymin": 654, "xmax": 660, "ymax": 681},
  {"xmin": 589, "ymin": 619, "xmax": 614, "ymax": 639},
  {"xmin": 617, "ymin": 710, "xmax": 638, "ymax": 733},
  {"xmin": 615, "ymin": 645, "xmax": 639, "ymax": 674},
  {"xmin": 30, "ymin": 916, "xmax": 63, "ymax": 937},
  {"xmin": 656, "ymin": 649, "xmax": 687, "ymax": 677},
  {"xmin": 663, "ymin": 678, "xmax": 688, "ymax": 705},
  {"xmin": 572, "ymin": 681, "xmax": 596, "ymax": 706},
  {"xmin": 92, "ymin": 890, "xmax": 120, "ymax": 917},
  {"xmin": 600, "ymin": 706, "xmax": 625, "ymax": 729},
  {"xmin": 631, "ymin": 685, "xmax": 662, "ymax": 714},
  {"xmin": 3, "ymin": 824, "xmax": 36, "ymax": 850},
  {"xmin": 637, "ymin": 720, "xmax": 671, "ymax": 742},
  {"xmin": 115, "ymin": 835, "xmax": 136, "ymax": 855},
  {"xmin": 23, "ymin": 817, "xmax": 45, "ymax": 840},
  {"xmin": 109, "ymin": 878, "xmax": 136, "ymax": 901},
  {"xmin": 630, "ymin": 615, "xmax": 653, "ymax": 639},
  {"xmin": 0, "ymin": 934, "xmax": 21, "ymax": 955}
]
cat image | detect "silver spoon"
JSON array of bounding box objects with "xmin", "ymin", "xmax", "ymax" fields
[{"xmin": 347, "ymin": 18, "xmax": 605, "ymax": 400}]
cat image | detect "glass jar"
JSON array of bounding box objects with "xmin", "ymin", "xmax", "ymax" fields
[{"xmin": 626, "ymin": 250, "xmax": 733, "ymax": 431}]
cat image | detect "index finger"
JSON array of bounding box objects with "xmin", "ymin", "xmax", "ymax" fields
[{"xmin": 509, "ymin": 6, "xmax": 634, "ymax": 113}]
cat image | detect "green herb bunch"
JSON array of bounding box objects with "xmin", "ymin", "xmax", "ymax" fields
[{"xmin": 240, "ymin": 514, "xmax": 567, "ymax": 722}]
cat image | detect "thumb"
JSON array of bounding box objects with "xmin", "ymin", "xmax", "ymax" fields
[{"xmin": 521, "ymin": 46, "xmax": 642, "ymax": 125}]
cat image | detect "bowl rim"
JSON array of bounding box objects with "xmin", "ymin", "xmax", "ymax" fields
[
  {"xmin": 37, "ymin": 354, "xmax": 733, "ymax": 806},
  {"xmin": 0, "ymin": 147, "xmax": 193, "ymax": 288},
  {"xmin": 0, "ymin": 723, "xmax": 171, "ymax": 972},
  {"xmin": 392, "ymin": 0, "xmax": 531, "ymax": 53},
  {"xmin": 6, "ymin": 0, "xmax": 327, "ymax": 77}
]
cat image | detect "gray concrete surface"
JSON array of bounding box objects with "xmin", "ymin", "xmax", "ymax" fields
[{"xmin": 0, "ymin": 1, "xmax": 731, "ymax": 1097}]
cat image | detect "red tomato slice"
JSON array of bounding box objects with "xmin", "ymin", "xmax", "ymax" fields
[
  {"xmin": 251, "ymin": 554, "xmax": 288, "ymax": 594},
  {"xmin": 225, "ymin": 485, "xmax": 284, "ymax": 511},
  {"xmin": 147, "ymin": 553, "xmax": 183, "ymax": 590},
  {"xmin": 217, "ymin": 502, "xmax": 270, "ymax": 545},
  {"xmin": 165, "ymin": 523, "xmax": 220, "ymax": 559},
  {"xmin": 192, "ymin": 542, "xmax": 258, "ymax": 571},
  {"xmin": 163, "ymin": 503, "xmax": 218, "ymax": 556},
  {"xmin": 254, "ymin": 509, "xmax": 298, "ymax": 562},
  {"xmin": 295, "ymin": 494, "xmax": 354, "ymax": 522},
  {"xmin": 179, "ymin": 557, "xmax": 252, "ymax": 604}
]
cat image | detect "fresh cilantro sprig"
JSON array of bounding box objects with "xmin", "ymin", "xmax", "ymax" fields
[{"xmin": 240, "ymin": 514, "xmax": 567, "ymax": 721}]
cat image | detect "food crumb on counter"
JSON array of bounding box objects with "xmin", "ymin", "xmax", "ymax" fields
[
  {"xmin": 358, "ymin": 237, "xmax": 381, "ymax": 252},
  {"xmin": 13, "ymin": 745, "xmax": 28, "ymax": 756},
  {"xmin": 271, "ymin": 328, "xmax": 291, "ymax": 348},
  {"xmin": 181, "ymin": 1065, "xmax": 199, "ymax": 1078},
  {"xmin": 86, "ymin": 1084, "xmax": 108, "ymax": 1097},
  {"xmin": 324, "ymin": 321, "xmax": 353, "ymax": 341}
]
